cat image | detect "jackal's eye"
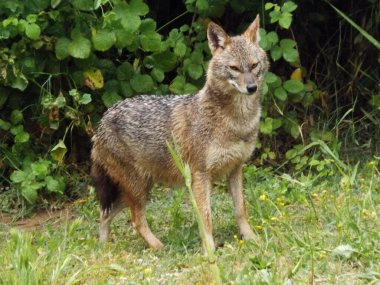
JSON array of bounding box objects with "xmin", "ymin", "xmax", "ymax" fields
[
  {"xmin": 250, "ymin": 62, "xmax": 259, "ymax": 70},
  {"xmin": 229, "ymin": 66, "xmax": 240, "ymax": 72}
]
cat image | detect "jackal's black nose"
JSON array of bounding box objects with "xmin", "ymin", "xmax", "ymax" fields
[{"xmin": 247, "ymin": 83, "xmax": 257, "ymax": 94}]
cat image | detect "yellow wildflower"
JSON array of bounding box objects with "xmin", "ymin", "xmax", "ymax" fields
[{"xmin": 259, "ymin": 193, "xmax": 268, "ymax": 201}]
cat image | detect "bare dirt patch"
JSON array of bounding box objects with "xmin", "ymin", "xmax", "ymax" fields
[{"xmin": 0, "ymin": 206, "xmax": 74, "ymax": 230}]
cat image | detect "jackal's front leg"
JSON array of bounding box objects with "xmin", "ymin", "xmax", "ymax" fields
[
  {"xmin": 228, "ymin": 165, "xmax": 258, "ymax": 241},
  {"xmin": 192, "ymin": 171, "xmax": 215, "ymax": 251}
]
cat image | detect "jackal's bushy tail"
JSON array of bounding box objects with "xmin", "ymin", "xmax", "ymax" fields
[{"xmin": 91, "ymin": 163, "xmax": 119, "ymax": 212}]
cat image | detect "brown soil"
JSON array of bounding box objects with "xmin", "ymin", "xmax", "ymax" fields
[{"xmin": 0, "ymin": 206, "xmax": 74, "ymax": 230}]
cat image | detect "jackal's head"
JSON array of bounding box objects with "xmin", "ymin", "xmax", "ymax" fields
[{"xmin": 207, "ymin": 15, "xmax": 268, "ymax": 96}]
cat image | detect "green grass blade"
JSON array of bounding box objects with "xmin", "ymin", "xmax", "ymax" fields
[{"xmin": 329, "ymin": 3, "xmax": 380, "ymax": 50}]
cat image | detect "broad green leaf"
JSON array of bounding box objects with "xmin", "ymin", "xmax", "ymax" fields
[
  {"xmin": 281, "ymin": 39, "xmax": 298, "ymax": 62},
  {"xmin": 116, "ymin": 62, "xmax": 134, "ymax": 81},
  {"xmin": 270, "ymin": 45, "xmax": 282, "ymax": 61},
  {"xmin": 0, "ymin": 119, "xmax": 11, "ymax": 130},
  {"xmin": 104, "ymin": 80, "xmax": 120, "ymax": 92},
  {"xmin": 69, "ymin": 89, "xmax": 80, "ymax": 101},
  {"xmin": 281, "ymin": 1, "xmax": 297, "ymax": 13},
  {"xmin": 274, "ymin": 86, "xmax": 287, "ymax": 101},
  {"xmin": 260, "ymin": 117, "xmax": 273, "ymax": 135},
  {"xmin": 180, "ymin": 24, "xmax": 189, "ymax": 32},
  {"xmin": 187, "ymin": 63, "xmax": 203, "ymax": 80},
  {"xmin": 290, "ymin": 91, "xmax": 305, "ymax": 103},
  {"xmin": 144, "ymin": 51, "xmax": 177, "ymax": 72},
  {"xmin": 280, "ymin": 39, "xmax": 296, "ymax": 49},
  {"xmin": 183, "ymin": 83, "xmax": 198, "ymax": 94},
  {"xmin": 51, "ymin": 0, "xmax": 62, "ymax": 8},
  {"xmin": 115, "ymin": 29, "xmax": 135, "ymax": 48},
  {"xmin": 55, "ymin": 37, "xmax": 71, "ymax": 60},
  {"xmin": 10, "ymin": 125, "xmax": 24, "ymax": 136},
  {"xmin": 262, "ymin": 82, "xmax": 269, "ymax": 96},
  {"xmin": 259, "ymin": 29, "xmax": 269, "ymax": 50},
  {"xmin": 54, "ymin": 96, "xmax": 66, "ymax": 108},
  {"xmin": 31, "ymin": 161, "xmax": 50, "ymax": 178},
  {"xmin": 190, "ymin": 49, "xmax": 203, "ymax": 64},
  {"xmin": 140, "ymin": 18, "xmax": 156, "ymax": 33},
  {"xmin": 130, "ymin": 74, "xmax": 154, "ymax": 93},
  {"xmin": 283, "ymin": 48, "xmax": 298, "ymax": 62},
  {"xmin": 273, "ymin": 118, "xmax": 283, "ymax": 129},
  {"xmin": 68, "ymin": 36, "xmax": 91, "ymax": 59},
  {"xmin": 15, "ymin": 131, "xmax": 30, "ymax": 143},
  {"xmin": 25, "ymin": 23, "xmax": 41, "ymax": 40},
  {"xmin": 11, "ymin": 110, "xmax": 23, "ymax": 125},
  {"xmin": 11, "ymin": 74, "xmax": 28, "ymax": 91},
  {"xmin": 169, "ymin": 76, "xmax": 185, "ymax": 94},
  {"xmin": 169, "ymin": 76, "xmax": 198, "ymax": 94},
  {"xmin": 266, "ymin": 31, "xmax": 279, "ymax": 45},
  {"xmin": 265, "ymin": 3, "xmax": 274, "ymax": 10},
  {"xmin": 279, "ymin": 12, "xmax": 292, "ymax": 29},
  {"xmin": 119, "ymin": 82, "xmax": 134, "ymax": 97},
  {"xmin": 139, "ymin": 31, "xmax": 162, "ymax": 52},
  {"xmin": 269, "ymin": 10, "xmax": 281, "ymax": 23},
  {"xmin": 196, "ymin": 0, "xmax": 209, "ymax": 10},
  {"xmin": 10, "ymin": 170, "xmax": 28, "ymax": 183},
  {"xmin": 121, "ymin": 12, "xmax": 141, "ymax": 33},
  {"xmin": 84, "ymin": 68, "xmax": 104, "ymax": 89},
  {"xmin": 26, "ymin": 14, "xmax": 38, "ymax": 23},
  {"xmin": 290, "ymin": 124, "xmax": 299, "ymax": 139},
  {"xmin": 94, "ymin": 0, "xmax": 102, "ymax": 9},
  {"xmin": 102, "ymin": 91, "xmax": 122, "ymax": 107},
  {"xmin": 45, "ymin": 176, "xmax": 65, "ymax": 194},
  {"xmin": 92, "ymin": 29, "xmax": 116, "ymax": 51},
  {"xmin": 151, "ymin": 68, "xmax": 165, "ymax": 82},
  {"xmin": 71, "ymin": 0, "xmax": 94, "ymax": 11},
  {"xmin": 79, "ymin": 93, "xmax": 92, "ymax": 105},
  {"xmin": 174, "ymin": 42, "xmax": 187, "ymax": 57},
  {"xmin": 51, "ymin": 139, "xmax": 67, "ymax": 163},
  {"xmin": 302, "ymin": 93, "xmax": 314, "ymax": 106},
  {"xmin": 129, "ymin": 0, "xmax": 149, "ymax": 16},
  {"xmin": 264, "ymin": 72, "xmax": 279, "ymax": 84},
  {"xmin": 10, "ymin": 125, "xmax": 23, "ymax": 136},
  {"xmin": 283, "ymin": 80, "xmax": 304, "ymax": 93},
  {"xmin": 21, "ymin": 185, "xmax": 39, "ymax": 204}
]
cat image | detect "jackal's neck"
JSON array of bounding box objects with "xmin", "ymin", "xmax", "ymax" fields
[{"xmin": 200, "ymin": 81, "xmax": 261, "ymax": 118}]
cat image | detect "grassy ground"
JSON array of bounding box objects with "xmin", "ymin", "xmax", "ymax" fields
[{"xmin": 0, "ymin": 159, "xmax": 379, "ymax": 285}]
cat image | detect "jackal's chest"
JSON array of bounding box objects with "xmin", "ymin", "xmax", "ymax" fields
[{"xmin": 205, "ymin": 137, "xmax": 256, "ymax": 176}]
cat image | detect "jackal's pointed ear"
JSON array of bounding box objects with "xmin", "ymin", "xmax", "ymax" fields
[
  {"xmin": 244, "ymin": 15, "xmax": 260, "ymax": 44},
  {"xmin": 207, "ymin": 22, "xmax": 230, "ymax": 54}
]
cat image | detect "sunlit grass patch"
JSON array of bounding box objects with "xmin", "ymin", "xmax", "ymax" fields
[{"xmin": 0, "ymin": 159, "xmax": 379, "ymax": 284}]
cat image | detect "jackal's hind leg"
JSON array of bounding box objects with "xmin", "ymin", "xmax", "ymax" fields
[
  {"xmin": 99, "ymin": 202, "xmax": 127, "ymax": 243},
  {"xmin": 131, "ymin": 205, "xmax": 164, "ymax": 249}
]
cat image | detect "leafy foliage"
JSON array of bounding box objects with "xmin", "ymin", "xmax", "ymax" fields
[{"xmin": 0, "ymin": 0, "xmax": 378, "ymax": 207}]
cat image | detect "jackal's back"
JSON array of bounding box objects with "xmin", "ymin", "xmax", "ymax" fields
[{"xmin": 91, "ymin": 94, "xmax": 193, "ymax": 185}]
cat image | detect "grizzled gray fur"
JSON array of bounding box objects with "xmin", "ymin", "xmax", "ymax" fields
[{"xmin": 91, "ymin": 15, "xmax": 268, "ymax": 251}]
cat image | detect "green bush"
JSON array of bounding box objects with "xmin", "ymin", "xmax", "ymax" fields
[{"xmin": 0, "ymin": 0, "xmax": 376, "ymax": 207}]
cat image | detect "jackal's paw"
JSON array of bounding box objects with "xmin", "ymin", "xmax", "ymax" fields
[
  {"xmin": 240, "ymin": 229, "xmax": 260, "ymax": 243},
  {"xmin": 148, "ymin": 239, "xmax": 164, "ymax": 250}
]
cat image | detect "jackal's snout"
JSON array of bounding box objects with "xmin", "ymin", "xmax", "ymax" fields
[
  {"xmin": 245, "ymin": 73, "xmax": 258, "ymax": 94},
  {"xmin": 247, "ymin": 83, "xmax": 257, "ymax": 94}
]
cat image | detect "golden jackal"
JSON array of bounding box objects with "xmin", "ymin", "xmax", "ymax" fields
[{"xmin": 91, "ymin": 15, "xmax": 268, "ymax": 250}]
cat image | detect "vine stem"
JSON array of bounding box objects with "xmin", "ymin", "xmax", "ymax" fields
[{"xmin": 157, "ymin": 10, "xmax": 191, "ymax": 32}]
